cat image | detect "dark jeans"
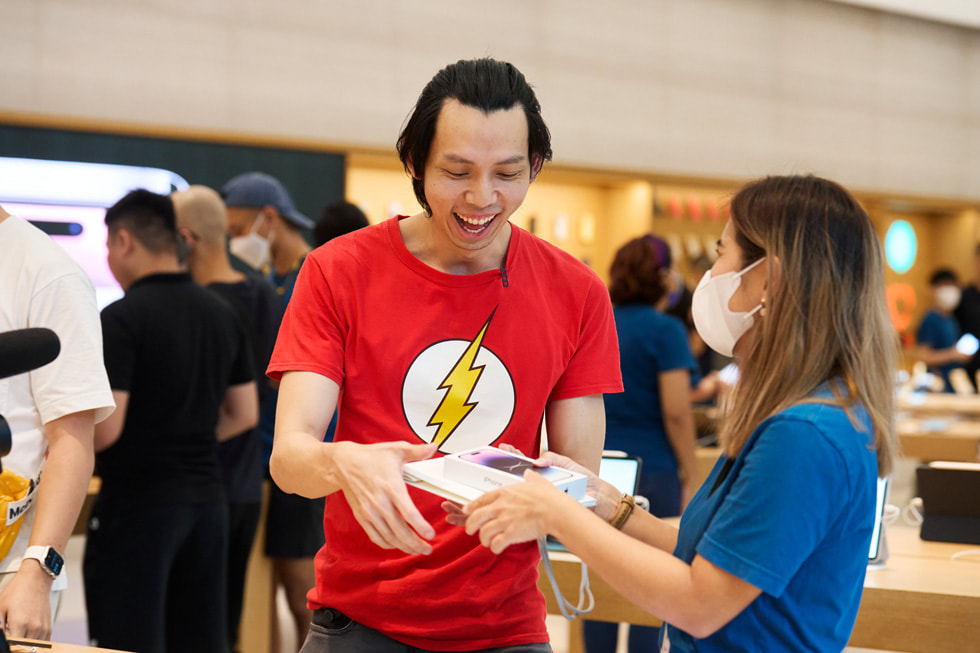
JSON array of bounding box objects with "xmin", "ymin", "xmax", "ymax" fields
[
  {"xmin": 300, "ymin": 608, "xmax": 553, "ymax": 653},
  {"xmin": 582, "ymin": 621, "xmax": 661, "ymax": 653},
  {"xmin": 84, "ymin": 498, "xmax": 229, "ymax": 653},
  {"xmin": 226, "ymin": 501, "xmax": 261, "ymax": 652}
]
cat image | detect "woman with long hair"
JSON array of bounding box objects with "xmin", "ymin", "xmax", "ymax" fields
[
  {"xmin": 584, "ymin": 234, "xmax": 700, "ymax": 653},
  {"xmin": 460, "ymin": 175, "xmax": 897, "ymax": 651}
]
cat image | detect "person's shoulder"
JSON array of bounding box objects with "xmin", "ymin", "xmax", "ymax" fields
[
  {"xmin": 309, "ymin": 219, "xmax": 388, "ymax": 269},
  {"xmin": 236, "ymin": 271, "xmax": 278, "ymax": 300},
  {"xmin": 649, "ymin": 308, "xmax": 687, "ymax": 331},
  {"xmin": 763, "ymin": 388, "xmax": 874, "ymax": 455},
  {"xmin": 616, "ymin": 305, "xmax": 684, "ymax": 330},
  {"xmin": 917, "ymin": 309, "xmax": 940, "ymax": 328},
  {"xmin": 513, "ymin": 227, "xmax": 602, "ymax": 289}
]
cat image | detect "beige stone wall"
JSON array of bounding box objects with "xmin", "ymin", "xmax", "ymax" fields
[{"xmin": 1, "ymin": 0, "xmax": 978, "ymax": 201}]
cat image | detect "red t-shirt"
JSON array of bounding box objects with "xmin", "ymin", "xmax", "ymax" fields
[{"xmin": 269, "ymin": 217, "xmax": 622, "ymax": 650}]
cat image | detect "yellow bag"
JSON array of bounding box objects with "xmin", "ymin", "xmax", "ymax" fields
[{"xmin": 0, "ymin": 469, "xmax": 31, "ymax": 561}]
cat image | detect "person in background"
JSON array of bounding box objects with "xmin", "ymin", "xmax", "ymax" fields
[
  {"xmin": 463, "ymin": 175, "xmax": 897, "ymax": 653},
  {"xmin": 223, "ymin": 172, "xmax": 314, "ymax": 304},
  {"xmin": 916, "ymin": 267, "xmax": 970, "ymax": 393},
  {"xmin": 268, "ymin": 57, "xmax": 622, "ymax": 652},
  {"xmin": 651, "ymin": 243, "xmax": 729, "ymax": 414},
  {"xmin": 313, "ymin": 201, "xmax": 369, "ymax": 248},
  {"xmin": 85, "ymin": 189, "xmax": 258, "ymax": 653},
  {"xmin": 173, "ymin": 185, "xmax": 284, "ymax": 653},
  {"xmin": 0, "ymin": 207, "xmax": 115, "ymax": 640},
  {"xmin": 221, "ymin": 171, "xmax": 321, "ymax": 651},
  {"xmin": 583, "ymin": 234, "xmax": 700, "ymax": 653},
  {"xmin": 953, "ymin": 245, "xmax": 980, "ymax": 389}
]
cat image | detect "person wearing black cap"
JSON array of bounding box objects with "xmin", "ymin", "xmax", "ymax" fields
[
  {"xmin": 222, "ymin": 171, "xmax": 314, "ymax": 304},
  {"xmin": 221, "ymin": 171, "xmax": 323, "ymax": 650}
]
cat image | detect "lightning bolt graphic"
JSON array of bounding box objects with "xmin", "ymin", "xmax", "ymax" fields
[{"xmin": 428, "ymin": 312, "xmax": 496, "ymax": 448}]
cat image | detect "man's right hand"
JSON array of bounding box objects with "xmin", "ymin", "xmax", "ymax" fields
[{"xmin": 329, "ymin": 440, "xmax": 438, "ymax": 555}]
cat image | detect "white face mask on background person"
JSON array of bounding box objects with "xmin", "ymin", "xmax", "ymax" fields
[
  {"xmin": 229, "ymin": 215, "xmax": 271, "ymax": 270},
  {"xmin": 935, "ymin": 285, "xmax": 962, "ymax": 312},
  {"xmin": 691, "ymin": 257, "xmax": 765, "ymax": 358}
]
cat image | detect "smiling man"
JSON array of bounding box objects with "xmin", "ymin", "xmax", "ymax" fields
[{"xmin": 267, "ymin": 58, "xmax": 623, "ymax": 653}]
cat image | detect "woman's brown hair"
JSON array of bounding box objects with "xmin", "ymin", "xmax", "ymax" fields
[
  {"xmin": 720, "ymin": 175, "xmax": 897, "ymax": 477},
  {"xmin": 609, "ymin": 235, "xmax": 669, "ymax": 306}
]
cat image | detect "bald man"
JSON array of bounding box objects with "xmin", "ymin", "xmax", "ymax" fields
[{"xmin": 173, "ymin": 186, "xmax": 284, "ymax": 652}]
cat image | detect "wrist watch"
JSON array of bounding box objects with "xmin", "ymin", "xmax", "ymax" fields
[{"xmin": 22, "ymin": 545, "xmax": 64, "ymax": 579}]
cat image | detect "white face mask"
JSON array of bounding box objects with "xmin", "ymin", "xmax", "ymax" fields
[
  {"xmin": 935, "ymin": 285, "xmax": 961, "ymax": 312},
  {"xmin": 229, "ymin": 215, "xmax": 270, "ymax": 270},
  {"xmin": 691, "ymin": 257, "xmax": 765, "ymax": 358}
]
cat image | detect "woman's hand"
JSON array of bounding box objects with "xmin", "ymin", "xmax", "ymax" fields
[
  {"xmin": 462, "ymin": 470, "xmax": 575, "ymax": 553},
  {"xmin": 518, "ymin": 446, "xmax": 623, "ymax": 522}
]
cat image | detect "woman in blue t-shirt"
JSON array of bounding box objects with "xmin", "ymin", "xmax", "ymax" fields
[
  {"xmin": 460, "ymin": 175, "xmax": 897, "ymax": 652},
  {"xmin": 584, "ymin": 235, "xmax": 701, "ymax": 653}
]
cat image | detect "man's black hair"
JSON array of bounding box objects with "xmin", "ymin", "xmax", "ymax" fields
[
  {"xmin": 930, "ymin": 267, "xmax": 958, "ymax": 286},
  {"xmin": 396, "ymin": 58, "xmax": 553, "ymax": 215},
  {"xmin": 314, "ymin": 201, "xmax": 369, "ymax": 247},
  {"xmin": 105, "ymin": 188, "xmax": 179, "ymax": 255}
]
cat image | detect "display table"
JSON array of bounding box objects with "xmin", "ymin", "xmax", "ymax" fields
[
  {"xmin": 5, "ymin": 639, "xmax": 131, "ymax": 652},
  {"xmin": 539, "ymin": 524, "xmax": 980, "ymax": 653},
  {"xmin": 898, "ymin": 392, "xmax": 980, "ymax": 418},
  {"xmin": 896, "ymin": 416, "xmax": 980, "ymax": 462}
]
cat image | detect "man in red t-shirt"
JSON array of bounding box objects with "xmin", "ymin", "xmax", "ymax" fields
[{"xmin": 268, "ymin": 58, "xmax": 622, "ymax": 652}]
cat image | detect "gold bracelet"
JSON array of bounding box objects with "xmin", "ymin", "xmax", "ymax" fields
[{"xmin": 609, "ymin": 493, "xmax": 635, "ymax": 530}]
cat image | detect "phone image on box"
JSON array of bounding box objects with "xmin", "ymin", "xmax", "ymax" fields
[
  {"xmin": 956, "ymin": 333, "xmax": 979, "ymax": 356},
  {"xmin": 459, "ymin": 449, "xmax": 573, "ymax": 482}
]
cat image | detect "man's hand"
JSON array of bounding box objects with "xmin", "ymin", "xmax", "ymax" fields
[
  {"xmin": 330, "ymin": 440, "xmax": 438, "ymax": 555},
  {"xmin": 0, "ymin": 562, "xmax": 54, "ymax": 639}
]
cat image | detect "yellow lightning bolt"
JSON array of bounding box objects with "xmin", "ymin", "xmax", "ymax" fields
[{"xmin": 428, "ymin": 312, "xmax": 495, "ymax": 448}]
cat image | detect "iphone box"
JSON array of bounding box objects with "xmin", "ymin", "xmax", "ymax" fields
[{"xmin": 442, "ymin": 446, "xmax": 589, "ymax": 500}]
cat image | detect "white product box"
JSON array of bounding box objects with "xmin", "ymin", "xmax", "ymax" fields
[
  {"xmin": 443, "ymin": 446, "xmax": 589, "ymax": 500},
  {"xmin": 403, "ymin": 447, "xmax": 593, "ymax": 506}
]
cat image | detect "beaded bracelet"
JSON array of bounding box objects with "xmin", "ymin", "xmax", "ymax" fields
[{"xmin": 609, "ymin": 493, "xmax": 636, "ymax": 530}]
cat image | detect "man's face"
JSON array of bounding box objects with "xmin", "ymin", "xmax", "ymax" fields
[
  {"xmin": 226, "ymin": 207, "xmax": 262, "ymax": 238},
  {"xmin": 421, "ymin": 99, "xmax": 536, "ymax": 264},
  {"xmin": 106, "ymin": 229, "xmax": 133, "ymax": 291}
]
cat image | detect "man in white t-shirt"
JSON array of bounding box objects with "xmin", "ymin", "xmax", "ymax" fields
[{"xmin": 0, "ymin": 205, "xmax": 115, "ymax": 639}]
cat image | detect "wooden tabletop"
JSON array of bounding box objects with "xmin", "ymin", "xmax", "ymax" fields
[
  {"xmin": 898, "ymin": 392, "xmax": 980, "ymax": 417},
  {"xmin": 896, "ymin": 417, "xmax": 980, "ymax": 462},
  {"xmin": 6, "ymin": 639, "xmax": 132, "ymax": 653}
]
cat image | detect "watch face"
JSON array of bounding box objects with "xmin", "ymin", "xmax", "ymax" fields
[{"xmin": 45, "ymin": 548, "xmax": 64, "ymax": 576}]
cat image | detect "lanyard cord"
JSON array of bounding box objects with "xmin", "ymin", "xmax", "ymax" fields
[{"xmin": 537, "ymin": 537, "xmax": 594, "ymax": 620}]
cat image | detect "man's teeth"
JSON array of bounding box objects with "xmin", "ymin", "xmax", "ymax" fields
[{"xmin": 455, "ymin": 214, "xmax": 494, "ymax": 232}]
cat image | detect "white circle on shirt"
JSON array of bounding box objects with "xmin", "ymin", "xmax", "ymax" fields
[{"xmin": 401, "ymin": 339, "xmax": 515, "ymax": 454}]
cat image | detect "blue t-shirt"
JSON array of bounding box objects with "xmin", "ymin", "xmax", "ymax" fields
[
  {"xmin": 662, "ymin": 385, "xmax": 878, "ymax": 652},
  {"xmin": 916, "ymin": 309, "xmax": 962, "ymax": 392},
  {"xmin": 603, "ymin": 305, "xmax": 699, "ymax": 479}
]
